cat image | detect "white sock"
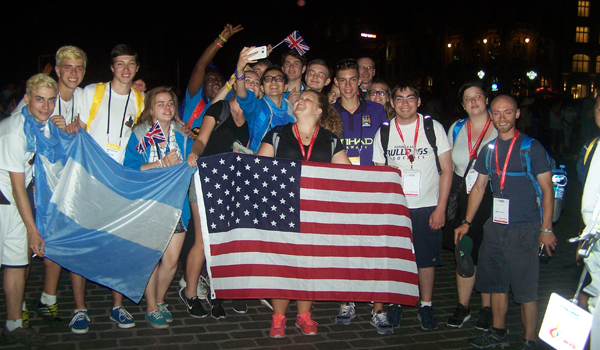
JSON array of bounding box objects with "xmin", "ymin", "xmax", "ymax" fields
[
  {"xmin": 5, "ymin": 319, "xmax": 23, "ymax": 331},
  {"xmin": 421, "ymin": 301, "xmax": 432, "ymax": 307},
  {"xmin": 41, "ymin": 292, "xmax": 57, "ymax": 305}
]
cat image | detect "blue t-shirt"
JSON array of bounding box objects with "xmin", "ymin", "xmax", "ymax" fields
[
  {"xmin": 474, "ymin": 133, "xmax": 551, "ymax": 226},
  {"xmin": 333, "ymin": 98, "xmax": 387, "ymax": 165}
]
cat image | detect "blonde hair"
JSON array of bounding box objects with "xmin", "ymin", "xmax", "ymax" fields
[
  {"xmin": 26, "ymin": 74, "xmax": 58, "ymax": 97},
  {"xmin": 56, "ymin": 46, "xmax": 88, "ymax": 68}
]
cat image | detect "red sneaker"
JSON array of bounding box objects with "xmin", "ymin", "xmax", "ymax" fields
[
  {"xmin": 295, "ymin": 311, "xmax": 318, "ymax": 335},
  {"xmin": 269, "ymin": 313, "xmax": 286, "ymax": 338}
]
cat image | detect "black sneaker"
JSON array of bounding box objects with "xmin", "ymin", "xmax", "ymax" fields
[
  {"xmin": 232, "ymin": 300, "xmax": 248, "ymax": 314},
  {"xmin": 205, "ymin": 289, "xmax": 226, "ymax": 319},
  {"xmin": 179, "ymin": 287, "xmax": 208, "ymax": 318},
  {"xmin": 475, "ymin": 306, "xmax": 492, "ymax": 330},
  {"xmin": 1, "ymin": 326, "xmax": 46, "ymax": 346},
  {"xmin": 32, "ymin": 298, "xmax": 63, "ymax": 325},
  {"xmin": 387, "ymin": 304, "xmax": 402, "ymax": 328},
  {"xmin": 518, "ymin": 339, "xmax": 536, "ymax": 350},
  {"xmin": 468, "ymin": 328, "xmax": 509, "ymax": 349},
  {"xmin": 447, "ymin": 303, "xmax": 471, "ymax": 328},
  {"xmin": 417, "ymin": 305, "xmax": 438, "ymax": 330}
]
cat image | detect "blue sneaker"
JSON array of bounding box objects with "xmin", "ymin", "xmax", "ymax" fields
[
  {"xmin": 110, "ymin": 307, "xmax": 135, "ymax": 328},
  {"xmin": 145, "ymin": 309, "xmax": 168, "ymax": 329},
  {"xmin": 370, "ymin": 310, "xmax": 394, "ymax": 335},
  {"xmin": 417, "ymin": 305, "xmax": 438, "ymax": 330},
  {"xmin": 335, "ymin": 302, "xmax": 356, "ymax": 325},
  {"xmin": 387, "ymin": 304, "xmax": 402, "ymax": 328},
  {"xmin": 157, "ymin": 303, "xmax": 172, "ymax": 323},
  {"xmin": 69, "ymin": 310, "xmax": 90, "ymax": 334}
]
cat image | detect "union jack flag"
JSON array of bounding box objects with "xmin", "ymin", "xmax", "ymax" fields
[
  {"xmin": 282, "ymin": 30, "xmax": 310, "ymax": 56},
  {"xmin": 135, "ymin": 120, "xmax": 166, "ymax": 153}
]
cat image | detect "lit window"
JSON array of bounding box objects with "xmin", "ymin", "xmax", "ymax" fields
[
  {"xmin": 578, "ymin": 1, "xmax": 590, "ymax": 17},
  {"xmin": 426, "ymin": 77, "xmax": 433, "ymax": 91},
  {"xmin": 572, "ymin": 84, "xmax": 588, "ymax": 98},
  {"xmin": 576, "ymin": 27, "xmax": 589, "ymax": 43},
  {"xmin": 573, "ymin": 54, "xmax": 589, "ymax": 72}
]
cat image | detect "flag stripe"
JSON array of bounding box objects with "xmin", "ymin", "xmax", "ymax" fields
[
  {"xmin": 216, "ymin": 289, "xmax": 418, "ymax": 305},
  {"xmin": 299, "ymin": 222, "xmax": 413, "ymax": 238},
  {"xmin": 300, "ymin": 199, "xmax": 410, "ymax": 216}
]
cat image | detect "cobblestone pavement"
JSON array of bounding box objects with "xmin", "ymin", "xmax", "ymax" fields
[{"xmin": 0, "ymin": 160, "xmax": 588, "ymax": 349}]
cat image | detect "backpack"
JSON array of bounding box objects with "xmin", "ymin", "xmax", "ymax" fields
[
  {"xmin": 577, "ymin": 136, "xmax": 599, "ymax": 183},
  {"xmin": 271, "ymin": 125, "xmax": 338, "ymax": 160},
  {"xmin": 212, "ymin": 100, "xmax": 231, "ymax": 132},
  {"xmin": 380, "ymin": 115, "xmax": 442, "ymax": 174},
  {"xmin": 451, "ymin": 118, "xmax": 469, "ymax": 144},
  {"xmin": 484, "ymin": 136, "xmax": 567, "ymax": 223}
]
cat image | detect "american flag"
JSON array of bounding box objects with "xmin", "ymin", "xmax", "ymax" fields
[
  {"xmin": 282, "ymin": 30, "xmax": 310, "ymax": 56},
  {"xmin": 196, "ymin": 153, "xmax": 419, "ymax": 305},
  {"xmin": 135, "ymin": 120, "xmax": 166, "ymax": 153}
]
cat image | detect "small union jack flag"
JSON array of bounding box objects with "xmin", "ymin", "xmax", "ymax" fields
[
  {"xmin": 283, "ymin": 30, "xmax": 310, "ymax": 56},
  {"xmin": 135, "ymin": 120, "xmax": 166, "ymax": 153}
]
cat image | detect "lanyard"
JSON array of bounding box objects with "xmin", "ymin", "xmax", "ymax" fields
[
  {"xmin": 467, "ymin": 117, "xmax": 492, "ymax": 160},
  {"xmin": 495, "ymin": 130, "xmax": 519, "ymax": 192},
  {"xmin": 293, "ymin": 123, "xmax": 319, "ymax": 161},
  {"xmin": 106, "ymin": 82, "xmax": 131, "ymax": 146},
  {"xmin": 394, "ymin": 116, "xmax": 420, "ymax": 164},
  {"xmin": 57, "ymin": 94, "xmax": 75, "ymax": 124}
]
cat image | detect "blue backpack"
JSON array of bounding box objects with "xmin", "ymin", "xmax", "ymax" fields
[{"xmin": 483, "ymin": 136, "xmax": 567, "ymax": 223}]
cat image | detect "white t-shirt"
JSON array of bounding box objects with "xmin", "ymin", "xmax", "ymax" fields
[
  {"xmin": 373, "ymin": 114, "xmax": 451, "ymax": 209},
  {"xmin": 80, "ymin": 83, "xmax": 142, "ymax": 164},
  {"xmin": 0, "ymin": 110, "xmax": 49, "ymax": 203},
  {"xmin": 13, "ymin": 87, "xmax": 84, "ymax": 126},
  {"xmin": 448, "ymin": 119, "xmax": 497, "ymax": 176}
]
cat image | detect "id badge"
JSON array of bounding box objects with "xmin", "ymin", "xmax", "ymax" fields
[
  {"xmin": 349, "ymin": 157, "xmax": 361, "ymax": 166},
  {"xmin": 465, "ymin": 169, "xmax": 478, "ymax": 194},
  {"xmin": 106, "ymin": 142, "xmax": 121, "ymax": 161},
  {"xmin": 403, "ymin": 170, "xmax": 421, "ymax": 197},
  {"xmin": 493, "ymin": 197, "xmax": 510, "ymax": 224}
]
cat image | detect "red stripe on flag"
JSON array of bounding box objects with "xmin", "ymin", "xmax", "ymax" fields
[
  {"xmin": 210, "ymin": 241, "xmax": 416, "ymax": 260},
  {"xmin": 300, "ymin": 199, "xmax": 410, "ymax": 216},
  {"xmin": 300, "ymin": 222, "xmax": 413, "ymax": 239},
  {"xmin": 215, "ymin": 289, "xmax": 419, "ymax": 305},
  {"xmin": 301, "ymin": 177, "xmax": 404, "ymax": 194}
]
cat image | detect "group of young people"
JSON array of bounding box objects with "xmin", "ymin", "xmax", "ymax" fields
[{"xmin": 0, "ymin": 22, "xmax": 558, "ymax": 349}]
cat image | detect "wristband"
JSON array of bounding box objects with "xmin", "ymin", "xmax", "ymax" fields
[
  {"xmin": 214, "ymin": 39, "xmax": 223, "ymax": 48},
  {"xmin": 225, "ymin": 82, "xmax": 232, "ymax": 91},
  {"xmin": 218, "ymin": 34, "xmax": 228, "ymax": 43},
  {"xmin": 236, "ymin": 71, "xmax": 245, "ymax": 81},
  {"xmin": 461, "ymin": 219, "xmax": 472, "ymax": 227},
  {"xmin": 541, "ymin": 228, "xmax": 553, "ymax": 233}
]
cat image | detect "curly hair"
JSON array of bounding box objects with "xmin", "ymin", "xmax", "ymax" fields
[
  {"xmin": 133, "ymin": 86, "xmax": 178, "ymax": 130},
  {"xmin": 302, "ymin": 90, "xmax": 344, "ymax": 137}
]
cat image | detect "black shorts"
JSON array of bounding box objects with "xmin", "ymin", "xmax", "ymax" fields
[{"xmin": 410, "ymin": 207, "xmax": 443, "ymax": 268}]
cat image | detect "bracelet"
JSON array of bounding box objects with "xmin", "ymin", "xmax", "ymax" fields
[
  {"xmin": 541, "ymin": 228, "xmax": 553, "ymax": 233},
  {"xmin": 218, "ymin": 34, "xmax": 228, "ymax": 43},
  {"xmin": 214, "ymin": 39, "xmax": 223, "ymax": 48},
  {"xmin": 236, "ymin": 71, "xmax": 245, "ymax": 81},
  {"xmin": 225, "ymin": 82, "xmax": 232, "ymax": 91},
  {"xmin": 461, "ymin": 219, "xmax": 472, "ymax": 227}
]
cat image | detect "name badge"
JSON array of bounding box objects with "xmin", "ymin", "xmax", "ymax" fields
[
  {"xmin": 403, "ymin": 170, "xmax": 421, "ymax": 197},
  {"xmin": 465, "ymin": 169, "xmax": 478, "ymax": 194},
  {"xmin": 493, "ymin": 197, "xmax": 510, "ymax": 224},
  {"xmin": 106, "ymin": 142, "xmax": 121, "ymax": 161},
  {"xmin": 349, "ymin": 157, "xmax": 361, "ymax": 166}
]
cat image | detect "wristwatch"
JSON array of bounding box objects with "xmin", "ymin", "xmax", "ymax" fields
[{"xmin": 461, "ymin": 219, "xmax": 472, "ymax": 227}]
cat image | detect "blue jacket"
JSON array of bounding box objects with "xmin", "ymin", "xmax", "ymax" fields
[
  {"xmin": 124, "ymin": 122, "xmax": 193, "ymax": 228},
  {"xmin": 237, "ymin": 91, "xmax": 295, "ymax": 152}
]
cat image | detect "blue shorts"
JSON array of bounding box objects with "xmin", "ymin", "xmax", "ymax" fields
[
  {"xmin": 410, "ymin": 207, "xmax": 443, "ymax": 268},
  {"xmin": 475, "ymin": 220, "xmax": 540, "ymax": 303}
]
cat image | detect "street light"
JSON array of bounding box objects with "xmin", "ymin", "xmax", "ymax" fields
[
  {"xmin": 525, "ymin": 38, "xmax": 530, "ymax": 43},
  {"xmin": 527, "ymin": 71, "xmax": 537, "ymax": 80},
  {"xmin": 478, "ymin": 70, "xmax": 485, "ymax": 79},
  {"xmin": 483, "ymin": 39, "xmax": 488, "ymax": 44},
  {"xmin": 447, "ymin": 43, "xmax": 452, "ymax": 48}
]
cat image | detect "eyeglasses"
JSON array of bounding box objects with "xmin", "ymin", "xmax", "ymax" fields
[
  {"xmin": 369, "ymin": 90, "xmax": 387, "ymax": 97},
  {"xmin": 263, "ymin": 75, "xmax": 285, "ymax": 83},
  {"xmin": 393, "ymin": 96, "xmax": 418, "ymax": 103}
]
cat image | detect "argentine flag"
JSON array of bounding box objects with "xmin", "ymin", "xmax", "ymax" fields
[{"xmin": 34, "ymin": 123, "xmax": 193, "ymax": 302}]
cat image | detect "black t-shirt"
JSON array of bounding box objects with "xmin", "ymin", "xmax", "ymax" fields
[
  {"xmin": 262, "ymin": 123, "xmax": 345, "ymax": 163},
  {"xmin": 202, "ymin": 101, "xmax": 249, "ymax": 157},
  {"xmin": 474, "ymin": 133, "xmax": 551, "ymax": 226}
]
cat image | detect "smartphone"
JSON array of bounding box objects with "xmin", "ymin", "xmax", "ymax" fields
[{"xmin": 248, "ymin": 46, "xmax": 268, "ymax": 60}]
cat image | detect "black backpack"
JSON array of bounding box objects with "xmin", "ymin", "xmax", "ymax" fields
[{"xmin": 380, "ymin": 115, "xmax": 442, "ymax": 174}]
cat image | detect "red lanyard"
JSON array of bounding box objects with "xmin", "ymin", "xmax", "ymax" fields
[
  {"xmin": 467, "ymin": 117, "xmax": 492, "ymax": 160},
  {"xmin": 293, "ymin": 123, "xmax": 319, "ymax": 161},
  {"xmin": 495, "ymin": 130, "xmax": 519, "ymax": 191},
  {"xmin": 394, "ymin": 116, "xmax": 420, "ymax": 163}
]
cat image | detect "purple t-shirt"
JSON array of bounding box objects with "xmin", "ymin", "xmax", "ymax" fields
[{"xmin": 333, "ymin": 98, "xmax": 387, "ymax": 165}]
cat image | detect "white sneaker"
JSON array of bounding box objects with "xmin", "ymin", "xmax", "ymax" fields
[{"xmin": 179, "ymin": 276, "xmax": 209, "ymax": 300}]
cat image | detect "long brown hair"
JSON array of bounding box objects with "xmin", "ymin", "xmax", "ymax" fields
[{"xmin": 133, "ymin": 86, "xmax": 179, "ymax": 129}]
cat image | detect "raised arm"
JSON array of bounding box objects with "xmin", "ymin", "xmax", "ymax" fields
[
  {"xmin": 235, "ymin": 47, "xmax": 258, "ymax": 100},
  {"xmin": 188, "ymin": 24, "xmax": 243, "ymax": 98}
]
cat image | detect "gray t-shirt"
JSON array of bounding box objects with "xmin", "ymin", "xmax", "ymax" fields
[
  {"xmin": 474, "ymin": 133, "xmax": 551, "ymax": 226},
  {"xmin": 448, "ymin": 119, "xmax": 497, "ymax": 176}
]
